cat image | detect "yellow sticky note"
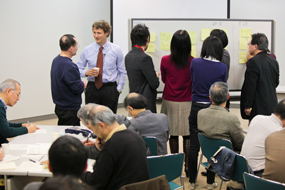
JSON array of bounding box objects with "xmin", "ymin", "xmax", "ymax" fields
[
  {"xmin": 145, "ymin": 43, "xmax": 155, "ymax": 53},
  {"xmin": 160, "ymin": 41, "xmax": 170, "ymax": 51},
  {"xmin": 239, "ymin": 51, "xmax": 247, "ymax": 64},
  {"xmin": 160, "ymin": 32, "xmax": 172, "ymax": 42},
  {"xmin": 188, "ymin": 31, "xmax": 197, "ymax": 45},
  {"xmin": 150, "ymin": 33, "xmax": 156, "ymax": 43},
  {"xmin": 239, "ymin": 38, "xmax": 248, "ymax": 50},
  {"xmin": 191, "ymin": 45, "xmax": 197, "ymax": 58},
  {"xmin": 201, "ymin": 28, "xmax": 210, "ymax": 41},
  {"xmin": 240, "ymin": 28, "xmax": 252, "ymax": 38}
]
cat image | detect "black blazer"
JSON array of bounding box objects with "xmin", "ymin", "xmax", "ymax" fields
[
  {"xmin": 125, "ymin": 47, "xmax": 159, "ymax": 113},
  {"xmin": 240, "ymin": 51, "xmax": 279, "ymax": 120}
]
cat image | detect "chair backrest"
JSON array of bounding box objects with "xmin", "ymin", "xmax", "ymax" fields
[
  {"xmin": 147, "ymin": 153, "xmax": 184, "ymax": 182},
  {"xmin": 143, "ymin": 136, "xmax": 158, "ymax": 156},
  {"xmin": 243, "ymin": 172, "xmax": 285, "ymax": 190},
  {"xmin": 198, "ymin": 133, "xmax": 232, "ymax": 160},
  {"xmin": 119, "ymin": 175, "xmax": 171, "ymax": 190},
  {"xmin": 231, "ymin": 154, "xmax": 251, "ymax": 183}
]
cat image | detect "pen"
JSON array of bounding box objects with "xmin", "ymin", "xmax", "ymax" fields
[
  {"xmin": 84, "ymin": 136, "xmax": 90, "ymax": 145},
  {"xmin": 27, "ymin": 121, "xmax": 30, "ymax": 125},
  {"xmin": 29, "ymin": 159, "xmax": 36, "ymax": 163}
]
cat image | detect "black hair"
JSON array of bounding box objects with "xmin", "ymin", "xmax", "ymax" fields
[
  {"xmin": 274, "ymin": 99, "xmax": 285, "ymax": 120},
  {"xmin": 49, "ymin": 136, "xmax": 88, "ymax": 178},
  {"xmin": 170, "ymin": 30, "xmax": 192, "ymax": 69},
  {"xmin": 251, "ymin": 33, "xmax": 268, "ymax": 51},
  {"xmin": 210, "ymin": 29, "xmax": 228, "ymax": 48},
  {"xmin": 200, "ymin": 36, "xmax": 223, "ymax": 61},
  {"xmin": 124, "ymin": 93, "xmax": 148, "ymax": 109},
  {"xmin": 131, "ymin": 24, "xmax": 150, "ymax": 47},
  {"xmin": 59, "ymin": 34, "xmax": 76, "ymax": 51}
]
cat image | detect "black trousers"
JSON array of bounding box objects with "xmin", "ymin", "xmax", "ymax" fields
[
  {"xmin": 85, "ymin": 81, "xmax": 119, "ymax": 113},
  {"xmin": 55, "ymin": 106, "xmax": 80, "ymax": 126},
  {"xmin": 188, "ymin": 102, "xmax": 215, "ymax": 184}
]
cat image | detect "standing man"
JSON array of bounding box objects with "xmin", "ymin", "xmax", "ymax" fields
[
  {"xmin": 125, "ymin": 24, "xmax": 159, "ymax": 113},
  {"xmin": 240, "ymin": 33, "xmax": 279, "ymax": 121},
  {"xmin": 77, "ymin": 20, "xmax": 127, "ymax": 114},
  {"xmin": 0, "ymin": 79, "xmax": 38, "ymax": 145},
  {"xmin": 80, "ymin": 105, "xmax": 150, "ymax": 190},
  {"xmin": 51, "ymin": 34, "xmax": 86, "ymax": 126}
]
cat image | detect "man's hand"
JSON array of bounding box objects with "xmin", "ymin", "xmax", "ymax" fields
[
  {"xmin": 244, "ymin": 108, "xmax": 252, "ymax": 116},
  {"xmin": 23, "ymin": 123, "xmax": 39, "ymax": 133},
  {"xmin": 156, "ymin": 72, "xmax": 159, "ymax": 78},
  {"xmin": 86, "ymin": 68, "xmax": 99, "ymax": 77},
  {"xmin": 95, "ymin": 137, "xmax": 105, "ymax": 151},
  {"xmin": 82, "ymin": 80, "xmax": 87, "ymax": 89},
  {"xmin": 83, "ymin": 139, "xmax": 95, "ymax": 147}
]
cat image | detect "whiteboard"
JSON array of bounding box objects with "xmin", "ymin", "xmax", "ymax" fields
[{"xmin": 131, "ymin": 19, "xmax": 274, "ymax": 91}]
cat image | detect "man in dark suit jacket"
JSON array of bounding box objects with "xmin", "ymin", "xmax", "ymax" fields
[
  {"xmin": 241, "ymin": 33, "xmax": 279, "ymax": 120},
  {"xmin": 125, "ymin": 24, "xmax": 159, "ymax": 113}
]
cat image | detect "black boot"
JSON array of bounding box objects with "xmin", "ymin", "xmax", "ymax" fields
[
  {"xmin": 169, "ymin": 136, "xmax": 179, "ymax": 153},
  {"xmin": 183, "ymin": 137, "xmax": 190, "ymax": 177}
]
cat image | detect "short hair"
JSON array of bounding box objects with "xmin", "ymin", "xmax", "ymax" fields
[
  {"xmin": 274, "ymin": 99, "xmax": 285, "ymax": 120},
  {"xmin": 92, "ymin": 20, "xmax": 112, "ymax": 37},
  {"xmin": 59, "ymin": 34, "xmax": 76, "ymax": 51},
  {"xmin": 124, "ymin": 93, "xmax": 148, "ymax": 109},
  {"xmin": 210, "ymin": 29, "xmax": 228, "ymax": 48},
  {"xmin": 250, "ymin": 33, "xmax": 268, "ymax": 51},
  {"xmin": 48, "ymin": 136, "xmax": 88, "ymax": 178},
  {"xmin": 0, "ymin": 79, "xmax": 20, "ymax": 93},
  {"xmin": 88, "ymin": 105, "xmax": 117, "ymax": 126},
  {"xmin": 200, "ymin": 36, "xmax": 223, "ymax": 61},
  {"xmin": 209, "ymin": 81, "xmax": 229, "ymax": 105},
  {"xmin": 77, "ymin": 103, "xmax": 98, "ymax": 125},
  {"xmin": 39, "ymin": 175, "xmax": 92, "ymax": 190},
  {"xmin": 170, "ymin": 30, "xmax": 192, "ymax": 69},
  {"xmin": 130, "ymin": 24, "xmax": 150, "ymax": 47}
]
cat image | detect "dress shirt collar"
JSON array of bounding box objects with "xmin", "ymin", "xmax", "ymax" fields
[
  {"xmin": 105, "ymin": 124, "xmax": 127, "ymax": 142},
  {"xmin": 0, "ymin": 97, "xmax": 7, "ymax": 112},
  {"xmin": 203, "ymin": 56, "xmax": 220, "ymax": 62},
  {"xmin": 94, "ymin": 40, "xmax": 110, "ymax": 51}
]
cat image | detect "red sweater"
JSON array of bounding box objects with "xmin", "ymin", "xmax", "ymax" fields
[{"xmin": 160, "ymin": 55, "xmax": 193, "ymax": 101}]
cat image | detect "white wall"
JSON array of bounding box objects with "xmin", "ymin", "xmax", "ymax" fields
[
  {"xmin": 112, "ymin": 0, "xmax": 228, "ymax": 102},
  {"xmin": 0, "ymin": 0, "xmax": 110, "ymax": 120},
  {"xmin": 230, "ymin": 0, "xmax": 284, "ymax": 87}
]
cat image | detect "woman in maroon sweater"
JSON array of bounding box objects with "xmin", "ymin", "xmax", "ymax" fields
[{"xmin": 160, "ymin": 30, "xmax": 193, "ymax": 175}]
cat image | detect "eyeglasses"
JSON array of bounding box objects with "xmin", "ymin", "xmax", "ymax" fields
[{"xmin": 12, "ymin": 90, "xmax": 21, "ymax": 98}]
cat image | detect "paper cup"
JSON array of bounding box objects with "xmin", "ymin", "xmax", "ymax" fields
[{"xmin": 2, "ymin": 143, "xmax": 9, "ymax": 155}]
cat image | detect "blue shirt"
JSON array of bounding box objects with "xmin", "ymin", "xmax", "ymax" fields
[{"xmin": 77, "ymin": 41, "xmax": 127, "ymax": 91}]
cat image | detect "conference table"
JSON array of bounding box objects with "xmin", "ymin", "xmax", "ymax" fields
[{"xmin": 0, "ymin": 125, "xmax": 95, "ymax": 190}]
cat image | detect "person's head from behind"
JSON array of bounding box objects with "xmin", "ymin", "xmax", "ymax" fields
[
  {"xmin": 210, "ymin": 29, "xmax": 228, "ymax": 48},
  {"xmin": 200, "ymin": 36, "xmax": 223, "ymax": 61},
  {"xmin": 39, "ymin": 175, "xmax": 92, "ymax": 190},
  {"xmin": 130, "ymin": 24, "xmax": 150, "ymax": 48},
  {"xmin": 48, "ymin": 136, "xmax": 88, "ymax": 178},
  {"xmin": 124, "ymin": 93, "xmax": 148, "ymax": 117},
  {"xmin": 274, "ymin": 99, "xmax": 285, "ymax": 127},
  {"xmin": 77, "ymin": 103, "xmax": 98, "ymax": 127},
  {"xmin": 170, "ymin": 29, "xmax": 192, "ymax": 69},
  {"xmin": 209, "ymin": 81, "xmax": 229, "ymax": 106},
  {"xmin": 0, "ymin": 79, "xmax": 21, "ymax": 107},
  {"xmin": 87, "ymin": 105, "xmax": 117, "ymax": 140},
  {"xmin": 92, "ymin": 20, "xmax": 111, "ymax": 46},
  {"xmin": 248, "ymin": 33, "xmax": 268, "ymax": 56},
  {"xmin": 59, "ymin": 34, "xmax": 78, "ymax": 56}
]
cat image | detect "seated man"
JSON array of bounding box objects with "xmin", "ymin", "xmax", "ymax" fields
[
  {"xmin": 0, "ymin": 79, "xmax": 38, "ymax": 145},
  {"xmin": 80, "ymin": 105, "xmax": 150, "ymax": 190},
  {"xmin": 124, "ymin": 93, "xmax": 169, "ymax": 155},
  {"xmin": 23, "ymin": 135, "xmax": 89, "ymax": 190},
  {"xmin": 197, "ymin": 81, "xmax": 245, "ymax": 189},
  {"xmin": 262, "ymin": 99, "xmax": 285, "ymax": 183},
  {"xmin": 241, "ymin": 100, "xmax": 284, "ymax": 177}
]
